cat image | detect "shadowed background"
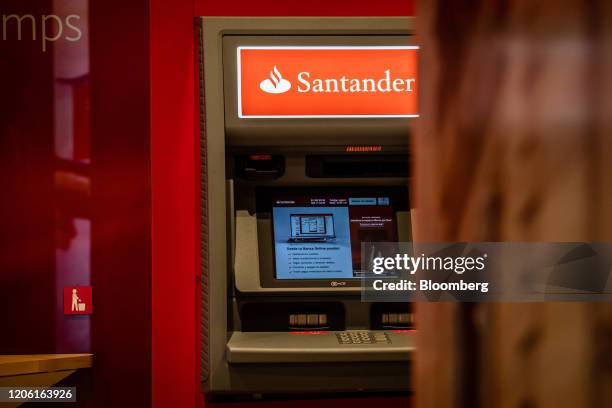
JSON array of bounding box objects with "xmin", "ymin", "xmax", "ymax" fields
[{"xmin": 414, "ymin": 1, "xmax": 612, "ymax": 407}]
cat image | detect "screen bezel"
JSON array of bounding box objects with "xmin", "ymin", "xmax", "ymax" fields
[{"xmin": 256, "ymin": 186, "xmax": 408, "ymax": 289}]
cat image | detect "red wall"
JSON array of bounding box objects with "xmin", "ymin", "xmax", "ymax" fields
[
  {"xmin": 90, "ymin": 1, "xmax": 152, "ymax": 406},
  {"xmin": 150, "ymin": 1, "xmax": 414, "ymax": 408},
  {"xmin": 150, "ymin": 0, "xmax": 198, "ymax": 407},
  {"xmin": 198, "ymin": 0, "xmax": 414, "ymax": 16}
]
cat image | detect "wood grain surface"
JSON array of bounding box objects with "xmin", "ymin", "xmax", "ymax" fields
[
  {"xmin": 414, "ymin": 1, "xmax": 612, "ymax": 407},
  {"xmin": 0, "ymin": 354, "xmax": 92, "ymax": 377}
]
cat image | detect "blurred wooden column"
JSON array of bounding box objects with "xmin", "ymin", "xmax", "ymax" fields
[{"xmin": 414, "ymin": 1, "xmax": 612, "ymax": 407}]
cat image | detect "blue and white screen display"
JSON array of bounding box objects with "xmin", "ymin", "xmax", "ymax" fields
[{"xmin": 272, "ymin": 194, "xmax": 396, "ymax": 280}]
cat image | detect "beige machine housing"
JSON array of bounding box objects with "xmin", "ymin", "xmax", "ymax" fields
[{"xmin": 199, "ymin": 16, "xmax": 416, "ymax": 400}]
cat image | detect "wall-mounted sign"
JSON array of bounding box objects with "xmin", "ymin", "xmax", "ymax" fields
[
  {"xmin": 64, "ymin": 286, "xmax": 93, "ymax": 315},
  {"xmin": 237, "ymin": 46, "xmax": 419, "ymax": 118}
]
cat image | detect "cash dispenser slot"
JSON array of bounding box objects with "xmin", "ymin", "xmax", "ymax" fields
[
  {"xmin": 306, "ymin": 154, "xmax": 409, "ymax": 178},
  {"xmin": 236, "ymin": 154, "xmax": 285, "ymax": 181}
]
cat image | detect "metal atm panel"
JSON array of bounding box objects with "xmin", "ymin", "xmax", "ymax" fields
[{"xmin": 199, "ymin": 17, "xmax": 415, "ymax": 399}]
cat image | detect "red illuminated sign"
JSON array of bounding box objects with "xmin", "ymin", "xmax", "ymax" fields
[
  {"xmin": 64, "ymin": 286, "xmax": 93, "ymax": 315},
  {"xmin": 345, "ymin": 145, "xmax": 383, "ymax": 152},
  {"xmin": 237, "ymin": 46, "xmax": 419, "ymax": 118}
]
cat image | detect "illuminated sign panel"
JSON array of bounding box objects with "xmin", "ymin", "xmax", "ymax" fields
[
  {"xmin": 237, "ymin": 46, "xmax": 419, "ymax": 118},
  {"xmin": 63, "ymin": 286, "xmax": 93, "ymax": 315}
]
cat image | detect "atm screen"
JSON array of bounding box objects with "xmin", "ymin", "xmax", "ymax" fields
[{"xmin": 272, "ymin": 194, "xmax": 397, "ymax": 280}]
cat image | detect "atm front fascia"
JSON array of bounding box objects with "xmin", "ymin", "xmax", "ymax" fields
[{"xmin": 199, "ymin": 17, "xmax": 416, "ymax": 400}]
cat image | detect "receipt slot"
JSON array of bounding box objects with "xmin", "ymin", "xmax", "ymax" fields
[{"xmin": 199, "ymin": 17, "xmax": 416, "ymax": 399}]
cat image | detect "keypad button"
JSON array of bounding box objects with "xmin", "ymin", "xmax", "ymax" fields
[{"xmin": 336, "ymin": 331, "xmax": 386, "ymax": 344}]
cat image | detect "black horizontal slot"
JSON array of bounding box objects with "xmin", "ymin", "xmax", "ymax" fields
[
  {"xmin": 235, "ymin": 154, "xmax": 285, "ymax": 180},
  {"xmin": 306, "ymin": 154, "xmax": 409, "ymax": 178}
]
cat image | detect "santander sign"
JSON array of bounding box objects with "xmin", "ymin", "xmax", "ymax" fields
[
  {"xmin": 260, "ymin": 66, "xmax": 292, "ymax": 94},
  {"xmin": 238, "ymin": 46, "xmax": 418, "ymax": 118}
]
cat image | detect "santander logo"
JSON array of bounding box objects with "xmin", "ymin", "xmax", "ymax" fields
[{"xmin": 259, "ymin": 66, "xmax": 292, "ymax": 94}]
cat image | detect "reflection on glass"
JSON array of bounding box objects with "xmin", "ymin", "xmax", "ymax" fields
[{"xmin": 53, "ymin": 0, "xmax": 91, "ymax": 353}]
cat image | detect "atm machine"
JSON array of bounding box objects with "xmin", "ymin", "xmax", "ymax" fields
[{"xmin": 199, "ymin": 17, "xmax": 417, "ymax": 399}]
